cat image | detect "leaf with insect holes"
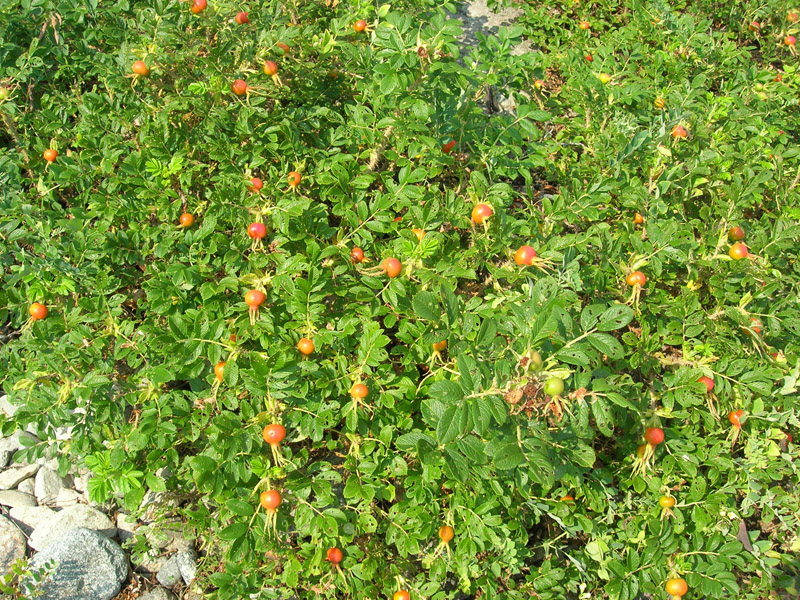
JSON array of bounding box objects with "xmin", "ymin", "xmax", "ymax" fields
[
  {"xmin": 412, "ymin": 291, "xmax": 441, "ymax": 320},
  {"xmin": 597, "ymin": 304, "xmax": 634, "ymax": 331},
  {"xmin": 492, "ymin": 442, "xmax": 526, "ymax": 470}
]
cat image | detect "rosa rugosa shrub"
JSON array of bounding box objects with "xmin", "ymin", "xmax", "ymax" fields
[{"xmin": 1, "ymin": 0, "xmax": 799, "ymax": 598}]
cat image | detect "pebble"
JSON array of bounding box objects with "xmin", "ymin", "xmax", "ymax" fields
[
  {"xmin": 0, "ymin": 396, "xmax": 19, "ymax": 418},
  {"xmin": 0, "ymin": 431, "xmax": 38, "ymax": 467},
  {"xmin": 0, "ymin": 463, "xmax": 40, "ymax": 490},
  {"xmin": 34, "ymin": 467, "xmax": 70, "ymax": 505},
  {"xmin": 139, "ymin": 589, "xmax": 177, "ymax": 600},
  {"xmin": 133, "ymin": 549, "xmax": 168, "ymax": 575},
  {"xmin": 155, "ymin": 554, "xmax": 182, "ymax": 588},
  {"xmin": 51, "ymin": 488, "xmax": 82, "ymax": 508},
  {"xmin": 117, "ymin": 513, "xmax": 138, "ymax": 543},
  {"xmin": 176, "ymin": 549, "xmax": 198, "ymax": 584},
  {"xmin": 0, "ymin": 490, "xmax": 38, "ymax": 508},
  {"xmin": 17, "ymin": 477, "xmax": 35, "ymax": 495},
  {"xmin": 8, "ymin": 505, "xmax": 56, "ymax": 536},
  {"xmin": 146, "ymin": 523, "xmax": 193, "ymax": 552}
]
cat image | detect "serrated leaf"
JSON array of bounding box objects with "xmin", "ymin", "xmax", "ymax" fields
[
  {"xmin": 527, "ymin": 450, "xmax": 555, "ymax": 489},
  {"xmin": 437, "ymin": 405, "xmax": 464, "ymax": 444},
  {"xmin": 486, "ymin": 394, "xmax": 507, "ymax": 425},
  {"xmin": 493, "ymin": 442, "xmax": 525, "ymax": 470},
  {"xmin": 150, "ymin": 366, "xmax": 173, "ymax": 385},
  {"xmin": 457, "ymin": 354, "xmax": 477, "ymax": 393},
  {"xmin": 597, "ymin": 304, "xmax": 634, "ymax": 331},
  {"xmin": 396, "ymin": 432, "xmax": 428, "ymax": 451},
  {"xmin": 555, "ymin": 347, "xmax": 592, "ymax": 366},
  {"xmin": 443, "ymin": 447, "xmax": 468, "ymax": 482},
  {"xmin": 587, "ymin": 333, "xmax": 624, "ymax": 359},
  {"xmin": 591, "ymin": 397, "xmax": 614, "ymax": 436},
  {"xmin": 412, "ymin": 291, "xmax": 440, "ymax": 321},
  {"xmin": 457, "ymin": 436, "xmax": 486, "ymax": 464},
  {"xmin": 226, "ymin": 499, "xmax": 254, "ymax": 517},
  {"xmin": 218, "ymin": 522, "xmax": 248, "ymax": 541},
  {"xmin": 471, "ymin": 398, "xmax": 491, "ymax": 435},
  {"xmin": 428, "ymin": 380, "xmax": 463, "ymax": 405}
]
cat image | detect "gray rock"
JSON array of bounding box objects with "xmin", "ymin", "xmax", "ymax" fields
[
  {"xmin": 116, "ymin": 513, "xmax": 137, "ymax": 544},
  {"xmin": 133, "ymin": 549, "xmax": 168, "ymax": 575},
  {"xmin": 17, "ymin": 477, "xmax": 35, "ymax": 496},
  {"xmin": 35, "ymin": 457, "xmax": 60, "ymax": 471},
  {"xmin": 0, "ymin": 463, "xmax": 40, "ymax": 490},
  {"xmin": 72, "ymin": 470, "xmax": 91, "ymax": 493},
  {"xmin": 155, "ymin": 555, "xmax": 182, "ymax": 588},
  {"xmin": 53, "ymin": 426, "xmax": 73, "ymax": 441},
  {"xmin": 176, "ymin": 549, "xmax": 197, "ymax": 584},
  {"xmin": 34, "ymin": 468, "xmax": 70, "ymax": 505},
  {"xmin": 0, "ymin": 490, "xmax": 37, "ymax": 508},
  {"xmin": 146, "ymin": 524, "xmax": 192, "ymax": 552},
  {"xmin": 0, "ymin": 431, "xmax": 38, "ymax": 467},
  {"xmin": 0, "ymin": 396, "xmax": 20, "ymax": 418},
  {"xmin": 0, "ymin": 515, "xmax": 26, "ymax": 575},
  {"xmin": 139, "ymin": 589, "xmax": 176, "ymax": 600},
  {"xmin": 27, "ymin": 527, "xmax": 128, "ymax": 600},
  {"xmin": 8, "ymin": 506, "xmax": 56, "ymax": 536},
  {"xmin": 50, "ymin": 488, "xmax": 81, "ymax": 509},
  {"xmin": 28, "ymin": 505, "xmax": 116, "ymax": 551}
]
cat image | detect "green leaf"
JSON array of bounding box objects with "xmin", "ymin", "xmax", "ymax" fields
[
  {"xmin": 443, "ymin": 447, "xmax": 468, "ymax": 482},
  {"xmin": 555, "ymin": 347, "xmax": 592, "ymax": 366},
  {"xmin": 597, "ymin": 305, "xmax": 634, "ymax": 331},
  {"xmin": 437, "ymin": 405, "xmax": 464, "ymax": 444},
  {"xmin": 527, "ymin": 451, "xmax": 555, "ymax": 489},
  {"xmin": 493, "ymin": 442, "xmax": 525, "ymax": 470},
  {"xmin": 412, "ymin": 291, "xmax": 440, "ymax": 321},
  {"xmin": 457, "ymin": 436, "xmax": 486, "ymax": 464},
  {"xmin": 587, "ymin": 333, "xmax": 624, "ymax": 359},
  {"xmin": 218, "ymin": 522, "xmax": 248, "ymax": 541},
  {"xmin": 150, "ymin": 366, "xmax": 173, "ymax": 385},
  {"xmin": 428, "ymin": 380, "xmax": 463, "ymax": 405},
  {"xmin": 566, "ymin": 442, "xmax": 596, "ymax": 468},
  {"xmin": 591, "ymin": 397, "xmax": 614, "ymax": 436},
  {"xmin": 457, "ymin": 353, "xmax": 477, "ymax": 393},
  {"xmin": 226, "ymin": 499, "xmax": 254, "ymax": 517}
]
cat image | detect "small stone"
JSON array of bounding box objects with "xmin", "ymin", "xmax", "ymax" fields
[
  {"xmin": 26, "ymin": 527, "xmax": 128, "ymax": 600},
  {"xmin": 0, "ymin": 514, "xmax": 26, "ymax": 575},
  {"xmin": 72, "ymin": 469, "xmax": 91, "ymax": 493},
  {"xmin": 34, "ymin": 467, "xmax": 70, "ymax": 505},
  {"xmin": 51, "ymin": 488, "xmax": 82, "ymax": 508},
  {"xmin": 17, "ymin": 477, "xmax": 35, "ymax": 495},
  {"xmin": 54, "ymin": 425, "xmax": 73, "ymax": 441},
  {"xmin": 133, "ymin": 549, "xmax": 168, "ymax": 575},
  {"xmin": 155, "ymin": 555, "xmax": 182, "ymax": 588},
  {"xmin": 0, "ymin": 490, "xmax": 37, "ymax": 508},
  {"xmin": 8, "ymin": 506, "xmax": 56, "ymax": 536},
  {"xmin": 116, "ymin": 513, "xmax": 138, "ymax": 544},
  {"xmin": 0, "ymin": 396, "xmax": 20, "ymax": 418},
  {"xmin": 35, "ymin": 457, "xmax": 60, "ymax": 471},
  {"xmin": 0, "ymin": 431, "xmax": 38, "ymax": 467},
  {"xmin": 146, "ymin": 523, "xmax": 193, "ymax": 552},
  {"xmin": 139, "ymin": 589, "xmax": 176, "ymax": 600},
  {"xmin": 0, "ymin": 463, "xmax": 40, "ymax": 490},
  {"xmin": 28, "ymin": 504, "xmax": 116, "ymax": 551},
  {"xmin": 176, "ymin": 549, "xmax": 197, "ymax": 584}
]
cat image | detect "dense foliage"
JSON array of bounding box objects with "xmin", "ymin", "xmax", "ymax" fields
[{"xmin": 1, "ymin": 0, "xmax": 799, "ymax": 598}]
